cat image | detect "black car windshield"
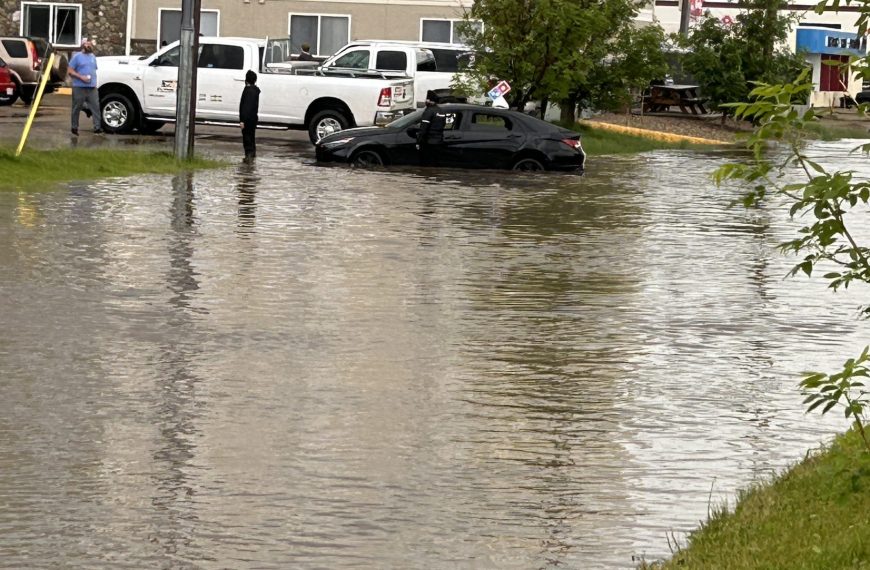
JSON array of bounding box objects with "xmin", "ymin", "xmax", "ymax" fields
[{"xmin": 388, "ymin": 109, "xmax": 425, "ymax": 129}]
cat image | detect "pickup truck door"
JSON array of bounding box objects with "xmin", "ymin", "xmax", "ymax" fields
[
  {"xmin": 141, "ymin": 45, "xmax": 182, "ymax": 115},
  {"xmin": 195, "ymin": 43, "xmax": 247, "ymax": 121}
]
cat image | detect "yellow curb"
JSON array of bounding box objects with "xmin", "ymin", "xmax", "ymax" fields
[
  {"xmin": 578, "ymin": 119, "xmax": 731, "ymax": 146},
  {"xmin": 56, "ymin": 87, "xmax": 71, "ymax": 95}
]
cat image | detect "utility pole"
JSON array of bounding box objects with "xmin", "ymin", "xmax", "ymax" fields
[
  {"xmin": 679, "ymin": 0, "xmax": 691, "ymax": 37},
  {"xmin": 174, "ymin": 0, "xmax": 200, "ymax": 160}
]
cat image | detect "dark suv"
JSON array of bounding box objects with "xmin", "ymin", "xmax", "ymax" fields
[{"xmin": 0, "ymin": 37, "xmax": 68, "ymax": 105}]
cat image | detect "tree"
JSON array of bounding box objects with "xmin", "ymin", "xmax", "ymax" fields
[
  {"xmin": 566, "ymin": 21, "xmax": 669, "ymax": 119},
  {"xmin": 457, "ymin": 0, "xmax": 649, "ymax": 112},
  {"xmin": 679, "ymin": 3, "xmax": 805, "ymax": 117}
]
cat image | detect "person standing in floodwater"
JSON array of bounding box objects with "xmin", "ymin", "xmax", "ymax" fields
[
  {"xmin": 238, "ymin": 69, "xmax": 260, "ymax": 161},
  {"xmin": 416, "ymin": 90, "xmax": 446, "ymax": 166}
]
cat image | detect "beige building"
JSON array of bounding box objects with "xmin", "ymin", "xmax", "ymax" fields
[
  {"xmin": 138, "ymin": 0, "xmax": 655, "ymax": 55},
  {"xmin": 132, "ymin": 0, "xmax": 476, "ymax": 56},
  {"xmin": 0, "ymin": 0, "xmax": 655, "ymax": 58}
]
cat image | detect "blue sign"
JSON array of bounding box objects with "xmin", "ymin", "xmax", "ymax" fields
[{"xmin": 796, "ymin": 27, "xmax": 866, "ymax": 56}]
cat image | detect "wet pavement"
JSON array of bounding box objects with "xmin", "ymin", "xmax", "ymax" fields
[
  {"xmin": 0, "ymin": 93, "xmax": 314, "ymax": 157},
  {"xmin": 2, "ymin": 96, "xmax": 869, "ymax": 568}
]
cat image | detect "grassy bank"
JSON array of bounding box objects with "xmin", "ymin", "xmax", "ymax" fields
[
  {"xmin": 802, "ymin": 121, "xmax": 870, "ymax": 141},
  {"xmin": 0, "ymin": 147, "xmax": 225, "ymax": 190},
  {"xmin": 572, "ymin": 123, "xmax": 721, "ymax": 155},
  {"xmin": 641, "ymin": 427, "xmax": 870, "ymax": 569}
]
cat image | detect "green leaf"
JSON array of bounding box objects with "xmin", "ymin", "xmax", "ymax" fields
[{"xmin": 804, "ymin": 160, "xmax": 826, "ymax": 174}]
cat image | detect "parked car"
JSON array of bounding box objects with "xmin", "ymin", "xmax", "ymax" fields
[
  {"xmin": 855, "ymin": 91, "xmax": 870, "ymax": 105},
  {"xmin": 0, "ymin": 36, "xmax": 68, "ymax": 104},
  {"xmin": 97, "ymin": 37, "xmax": 414, "ymax": 142},
  {"xmin": 0, "ymin": 56, "xmax": 15, "ymax": 105},
  {"xmin": 316, "ymin": 40, "xmax": 473, "ymax": 107},
  {"xmin": 315, "ymin": 104, "xmax": 586, "ymax": 173}
]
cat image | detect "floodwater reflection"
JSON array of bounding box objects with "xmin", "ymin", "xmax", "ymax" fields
[
  {"xmin": 235, "ymin": 161, "xmax": 260, "ymax": 231},
  {"xmin": 0, "ymin": 142, "xmax": 868, "ymax": 569}
]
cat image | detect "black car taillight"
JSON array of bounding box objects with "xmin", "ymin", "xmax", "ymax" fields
[{"xmin": 561, "ymin": 138, "xmax": 582, "ymax": 151}]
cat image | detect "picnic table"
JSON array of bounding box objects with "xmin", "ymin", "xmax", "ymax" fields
[{"xmin": 642, "ymin": 84, "xmax": 709, "ymax": 115}]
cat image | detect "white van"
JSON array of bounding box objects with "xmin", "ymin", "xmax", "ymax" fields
[{"xmin": 318, "ymin": 40, "xmax": 472, "ymax": 107}]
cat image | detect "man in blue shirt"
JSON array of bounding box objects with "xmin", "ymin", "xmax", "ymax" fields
[{"xmin": 68, "ymin": 37, "xmax": 102, "ymax": 135}]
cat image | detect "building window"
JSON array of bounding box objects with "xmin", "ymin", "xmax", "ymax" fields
[
  {"xmin": 289, "ymin": 13, "xmax": 350, "ymax": 56},
  {"xmin": 20, "ymin": 2, "xmax": 81, "ymax": 48},
  {"xmin": 820, "ymin": 55, "xmax": 849, "ymax": 92},
  {"xmin": 421, "ymin": 19, "xmax": 481, "ymax": 45},
  {"xmin": 158, "ymin": 9, "xmax": 220, "ymax": 48}
]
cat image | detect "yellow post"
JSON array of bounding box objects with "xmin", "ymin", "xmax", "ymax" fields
[{"xmin": 15, "ymin": 52, "xmax": 56, "ymax": 157}]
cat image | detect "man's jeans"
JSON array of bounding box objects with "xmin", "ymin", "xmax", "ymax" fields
[{"xmin": 71, "ymin": 87, "xmax": 101, "ymax": 131}]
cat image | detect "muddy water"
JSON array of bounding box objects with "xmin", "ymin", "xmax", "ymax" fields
[{"xmin": 0, "ymin": 140, "xmax": 867, "ymax": 568}]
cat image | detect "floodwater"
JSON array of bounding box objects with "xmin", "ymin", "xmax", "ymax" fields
[{"xmin": 1, "ymin": 139, "xmax": 867, "ymax": 569}]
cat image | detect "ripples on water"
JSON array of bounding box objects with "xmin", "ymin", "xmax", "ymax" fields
[{"xmin": 0, "ymin": 141, "xmax": 867, "ymax": 568}]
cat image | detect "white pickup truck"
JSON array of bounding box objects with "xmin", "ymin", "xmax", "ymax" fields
[
  {"xmin": 96, "ymin": 37, "xmax": 414, "ymax": 142},
  {"xmin": 316, "ymin": 40, "xmax": 472, "ymax": 107}
]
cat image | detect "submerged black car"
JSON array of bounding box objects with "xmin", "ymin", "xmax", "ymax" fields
[{"xmin": 315, "ymin": 104, "xmax": 585, "ymax": 173}]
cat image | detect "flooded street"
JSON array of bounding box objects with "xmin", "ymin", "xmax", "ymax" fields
[{"xmin": 1, "ymin": 139, "xmax": 867, "ymax": 568}]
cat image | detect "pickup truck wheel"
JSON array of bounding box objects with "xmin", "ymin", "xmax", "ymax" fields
[
  {"xmin": 309, "ymin": 109, "xmax": 349, "ymax": 143},
  {"xmin": 351, "ymin": 149, "xmax": 384, "ymax": 168},
  {"xmin": 101, "ymin": 93, "xmax": 137, "ymax": 134}
]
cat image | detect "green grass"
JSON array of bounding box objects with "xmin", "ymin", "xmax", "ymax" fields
[
  {"xmin": 0, "ymin": 146, "xmax": 225, "ymax": 190},
  {"xmin": 640, "ymin": 428, "xmax": 870, "ymax": 570},
  {"xmin": 571, "ymin": 124, "xmax": 719, "ymax": 156},
  {"xmin": 802, "ymin": 121, "xmax": 870, "ymax": 141}
]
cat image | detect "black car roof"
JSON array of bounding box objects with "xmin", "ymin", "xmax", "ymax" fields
[
  {"xmin": 434, "ymin": 104, "xmax": 576, "ymax": 133},
  {"xmin": 437, "ymin": 103, "xmax": 516, "ymax": 112}
]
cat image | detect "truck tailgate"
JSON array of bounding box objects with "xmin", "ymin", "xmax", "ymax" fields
[{"xmin": 390, "ymin": 79, "xmax": 415, "ymax": 110}]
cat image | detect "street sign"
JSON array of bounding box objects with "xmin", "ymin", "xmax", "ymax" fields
[{"xmin": 487, "ymin": 80, "xmax": 511, "ymax": 101}]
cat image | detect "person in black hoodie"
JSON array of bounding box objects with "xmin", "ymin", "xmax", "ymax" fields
[
  {"xmin": 416, "ymin": 90, "xmax": 446, "ymax": 166},
  {"xmin": 239, "ymin": 70, "xmax": 260, "ymax": 160}
]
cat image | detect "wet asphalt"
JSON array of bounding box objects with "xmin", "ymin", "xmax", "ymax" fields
[{"xmin": 0, "ymin": 92, "xmax": 315, "ymax": 158}]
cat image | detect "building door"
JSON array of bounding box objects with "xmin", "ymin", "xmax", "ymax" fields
[{"xmin": 820, "ymin": 54, "xmax": 849, "ymax": 92}]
